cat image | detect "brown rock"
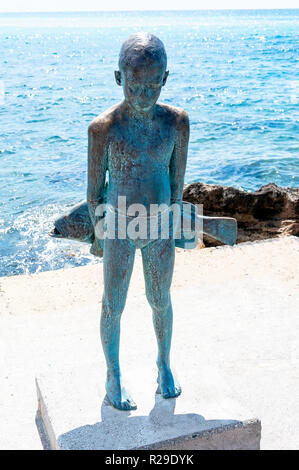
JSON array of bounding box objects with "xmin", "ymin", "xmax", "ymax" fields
[{"xmin": 183, "ymin": 182, "xmax": 299, "ymax": 246}]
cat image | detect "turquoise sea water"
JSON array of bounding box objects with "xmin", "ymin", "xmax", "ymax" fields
[{"xmin": 0, "ymin": 9, "xmax": 298, "ymax": 276}]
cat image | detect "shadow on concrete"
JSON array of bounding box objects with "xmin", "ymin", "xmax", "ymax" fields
[{"xmin": 45, "ymin": 393, "xmax": 242, "ymax": 450}]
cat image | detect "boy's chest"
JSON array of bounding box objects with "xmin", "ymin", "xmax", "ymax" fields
[{"xmin": 109, "ymin": 122, "xmax": 176, "ymax": 166}]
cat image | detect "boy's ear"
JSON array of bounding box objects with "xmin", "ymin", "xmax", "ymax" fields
[
  {"xmin": 114, "ymin": 70, "xmax": 122, "ymax": 86},
  {"xmin": 162, "ymin": 70, "xmax": 169, "ymax": 86}
]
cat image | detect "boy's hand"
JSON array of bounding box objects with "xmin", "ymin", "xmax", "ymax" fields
[{"xmin": 90, "ymin": 237, "xmax": 104, "ymax": 258}]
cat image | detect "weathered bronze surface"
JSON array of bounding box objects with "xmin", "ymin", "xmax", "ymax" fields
[{"xmin": 49, "ymin": 32, "xmax": 237, "ymax": 411}]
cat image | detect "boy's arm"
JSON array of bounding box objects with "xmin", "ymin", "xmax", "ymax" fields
[
  {"xmin": 169, "ymin": 109, "xmax": 190, "ymax": 206},
  {"xmin": 87, "ymin": 120, "xmax": 109, "ymax": 229}
]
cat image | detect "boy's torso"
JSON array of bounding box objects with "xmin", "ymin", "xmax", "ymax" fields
[{"xmin": 99, "ymin": 102, "xmax": 180, "ymax": 210}]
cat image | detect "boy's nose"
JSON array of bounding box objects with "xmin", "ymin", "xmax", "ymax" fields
[{"xmin": 140, "ymin": 89, "xmax": 153, "ymax": 99}]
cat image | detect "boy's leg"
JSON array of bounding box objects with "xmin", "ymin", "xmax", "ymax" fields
[
  {"xmin": 141, "ymin": 237, "xmax": 181, "ymax": 398},
  {"xmin": 101, "ymin": 237, "xmax": 136, "ymax": 410}
]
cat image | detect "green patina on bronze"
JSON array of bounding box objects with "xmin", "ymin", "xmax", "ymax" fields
[{"xmin": 49, "ymin": 32, "xmax": 237, "ymax": 411}]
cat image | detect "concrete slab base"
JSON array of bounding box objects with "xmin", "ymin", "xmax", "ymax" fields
[
  {"xmin": 1, "ymin": 237, "xmax": 297, "ymax": 449},
  {"xmin": 36, "ymin": 364, "xmax": 261, "ymax": 450}
]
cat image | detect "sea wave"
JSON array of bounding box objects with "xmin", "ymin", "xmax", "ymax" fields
[{"xmin": 0, "ymin": 9, "xmax": 298, "ymax": 276}]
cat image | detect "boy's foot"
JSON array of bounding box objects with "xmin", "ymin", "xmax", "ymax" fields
[
  {"xmin": 156, "ymin": 365, "xmax": 182, "ymax": 398},
  {"xmin": 106, "ymin": 372, "xmax": 137, "ymax": 410}
]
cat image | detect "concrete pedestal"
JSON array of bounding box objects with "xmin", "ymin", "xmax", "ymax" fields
[{"xmin": 36, "ymin": 364, "xmax": 261, "ymax": 450}]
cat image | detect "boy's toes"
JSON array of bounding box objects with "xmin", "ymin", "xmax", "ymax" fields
[
  {"xmin": 113, "ymin": 399, "xmax": 135, "ymax": 410},
  {"xmin": 124, "ymin": 399, "xmax": 133, "ymax": 410},
  {"xmin": 113, "ymin": 399, "xmax": 126, "ymax": 410},
  {"xmin": 162, "ymin": 386, "xmax": 182, "ymax": 399},
  {"xmin": 122, "ymin": 401, "xmax": 129, "ymax": 410}
]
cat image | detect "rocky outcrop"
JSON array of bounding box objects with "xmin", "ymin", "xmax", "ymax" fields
[{"xmin": 183, "ymin": 182, "xmax": 299, "ymax": 246}]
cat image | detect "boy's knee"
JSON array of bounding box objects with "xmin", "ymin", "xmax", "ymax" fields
[
  {"xmin": 102, "ymin": 294, "xmax": 125, "ymax": 318},
  {"xmin": 146, "ymin": 290, "xmax": 170, "ymax": 312}
]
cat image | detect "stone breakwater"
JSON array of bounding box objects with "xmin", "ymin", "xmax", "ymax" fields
[{"xmin": 183, "ymin": 182, "xmax": 299, "ymax": 246}]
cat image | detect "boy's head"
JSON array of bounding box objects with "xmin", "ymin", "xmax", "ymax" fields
[{"xmin": 115, "ymin": 32, "xmax": 169, "ymax": 113}]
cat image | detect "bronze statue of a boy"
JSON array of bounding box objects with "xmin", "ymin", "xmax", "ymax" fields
[{"xmin": 87, "ymin": 32, "xmax": 189, "ymax": 410}]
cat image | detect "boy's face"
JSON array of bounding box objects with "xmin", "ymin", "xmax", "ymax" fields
[{"xmin": 115, "ymin": 61, "xmax": 169, "ymax": 113}]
